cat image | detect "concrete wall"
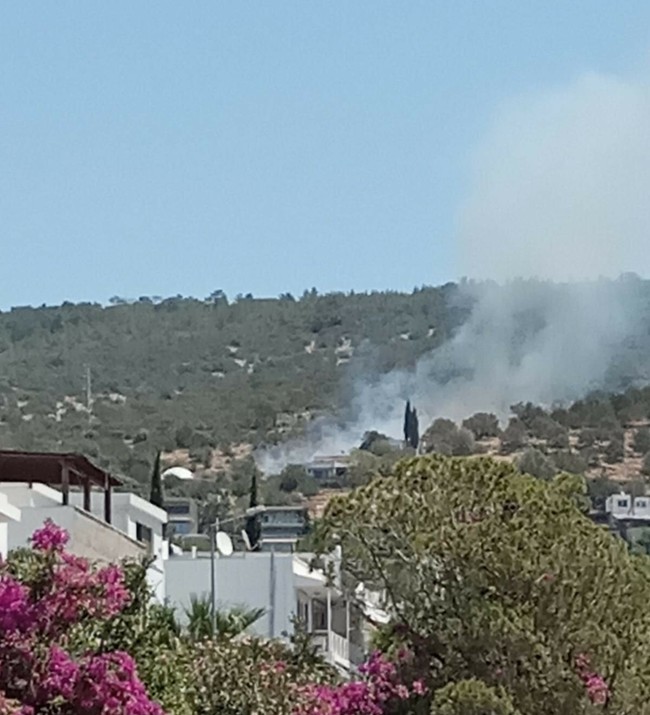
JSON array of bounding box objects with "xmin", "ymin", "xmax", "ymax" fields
[
  {"xmin": 0, "ymin": 521, "xmax": 8, "ymax": 559},
  {"xmin": 0, "ymin": 492, "xmax": 20, "ymax": 558},
  {"xmin": 68, "ymin": 491, "xmax": 167, "ymax": 602},
  {"xmin": 0, "ymin": 484, "xmax": 166, "ymax": 602},
  {"xmin": 0, "ymin": 482, "xmax": 62, "ymax": 508},
  {"xmin": 165, "ymin": 552, "xmax": 296, "ymax": 639},
  {"xmin": 8, "ymin": 505, "xmax": 146, "ymax": 562}
]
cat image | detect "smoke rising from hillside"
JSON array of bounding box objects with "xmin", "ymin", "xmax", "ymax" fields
[
  {"xmin": 458, "ymin": 71, "xmax": 650, "ymax": 281},
  {"xmin": 256, "ymin": 70, "xmax": 650, "ymax": 474}
]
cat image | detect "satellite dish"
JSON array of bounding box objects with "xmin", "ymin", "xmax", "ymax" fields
[
  {"xmin": 216, "ymin": 531, "xmax": 233, "ymax": 557},
  {"xmin": 241, "ymin": 529, "xmax": 252, "ymax": 551}
]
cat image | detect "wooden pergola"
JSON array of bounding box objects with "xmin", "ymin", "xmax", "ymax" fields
[{"xmin": 0, "ymin": 450, "xmax": 121, "ymax": 524}]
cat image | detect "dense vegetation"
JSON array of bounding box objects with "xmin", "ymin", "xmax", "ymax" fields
[
  {"xmin": 7, "ymin": 454, "xmax": 650, "ymax": 713},
  {"xmin": 4, "ymin": 285, "xmax": 650, "ymax": 523},
  {"xmin": 0, "ymin": 519, "xmax": 427, "ymax": 714},
  {"xmin": 0, "ymin": 286, "xmax": 467, "ymax": 487},
  {"xmin": 318, "ymin": 455, "xmax": 650, "ymax": 713}
]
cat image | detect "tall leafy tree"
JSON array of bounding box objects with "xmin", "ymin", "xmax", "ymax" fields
[{"xmin": 319, "ymin": 455, "xmax": 650, "ymax": 714}]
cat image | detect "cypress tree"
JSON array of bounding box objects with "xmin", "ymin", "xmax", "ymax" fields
[
  {"xmin": 410, "ymin": 408, "xmax": 420, "ymax": 450},
  {"xmin": 245, "ymin": 471, "xmax": 261, "ymax": 551},
  {"xmin": 149, "ymin": 451, "xmax": 164, "ymax": 508},
  {"xmin": 404, "ymin": 400, "xmax": 412, "ymax": 445}
]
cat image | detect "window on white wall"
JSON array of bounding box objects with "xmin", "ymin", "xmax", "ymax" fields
[{"xmin": 136, "ymin": 523, "xmax": 153, "ymax": 551}]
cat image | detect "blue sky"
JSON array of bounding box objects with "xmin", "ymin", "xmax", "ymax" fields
[{"xmin": 1, "ymin": 2, "xmax": 649, "ymax": 307}]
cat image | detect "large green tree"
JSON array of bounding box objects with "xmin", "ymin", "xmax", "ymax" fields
[{"xmin": 318, "ymin": 455, "xmax": 650, "ymax": 714}]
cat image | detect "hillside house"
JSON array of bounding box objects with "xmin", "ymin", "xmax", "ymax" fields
[
  {"xmin": 305, "ymin": 456, "xmax": 350, "ymax": 483},
  {"xmin": 163, "ymin": 496, "xmax": 199, "ymax": 535},
  {"xmin": 257, "ymin": 505, "xmax": 309, "ymax": 552},
  {"xmin": 601, "ymin": 491, "xmax": 650, "ymax": 551}
]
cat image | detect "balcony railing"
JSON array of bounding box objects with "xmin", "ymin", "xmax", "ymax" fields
[
  {"xmin": 329, "ymin": 631, "xmax": 350, "ymax": 666},
  {"xmin": 311, "ymin": 630, "xmax": 353, "ymax": 670}
]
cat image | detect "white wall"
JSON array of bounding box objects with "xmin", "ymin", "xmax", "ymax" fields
[
  {"xmin": 633, "ymin": 496, "xmax": 650, "ymax": 518},
  {"xmin": 0, "ymin": 492, "xmax": 21, "ymax": 558},
  {"xmin": 68, "ymin": 491, "xmax": 167, "ymax": 603},
  {"xmin": 0, "ymin": 521, "xmax": 8, "ymax": 559},
  {"xmin": 0, "ymin": 484, "xmax": 166, "ymax": 603},
  {"xmin": 0, "ymin": 483, "xmax": 62, "ymax": 508},
  {"xmin": 165, "ymin": 552, "xmax": 295, "ymax": 639},
  {"xmin": 6, "ymin": 505, "xmax": 146, "ymax": 562}
]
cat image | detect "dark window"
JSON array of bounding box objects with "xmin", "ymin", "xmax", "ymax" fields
[
  {"xmin": 172, "ymin": 521, "xmax": 192, "ymax": 535},
  {"xmin": 312, "ymin": 602, "xmax": 327, "ymax": 631},
  {"xmin": 617, "ymin": 499, "xmax": 629, "ymax": 508},
  {"xmin": 166, "ymin": 504, "xmax": 190, "ymax": 515},
  {"xmin": 136, "ymin": 522, "xmax": 153, "ymax": 544}
]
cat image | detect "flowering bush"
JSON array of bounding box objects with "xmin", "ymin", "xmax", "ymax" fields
[
  {"xmin": 0, "ymin": 517, "xmax": 499, "ymax": 715},
  {"xmin": 296, "ymin": 651, "xmax": 427, "ymax": 715},
  {"xmin": 0, "ymin": 520, "xmax": 338, "ymax": 715},
  {"xmin": 575, "ymin": 654, "xmax": 610, "ymax": 706},
  {"xmin": 31, "ymin": 519, "xmax": 69, "ymax": 552},
  {"xmin": 0, "ymin": 520, "xmax": 162, "ymax": 715}
]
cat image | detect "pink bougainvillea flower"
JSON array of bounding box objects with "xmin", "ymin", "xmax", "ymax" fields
[
  {"xmin": 0, "ymin": 576, "xmax": 31, "ymax": 634},
  {"xmin": 0, "ymin": 525, "xmax": 163, "ymax": 715},
  {"xmin": 575, "ymin": 653, "xmax": 610, "ymax": 706},
  {"xmin": 30, "ymin": 519, "xmax": 69, "ymax": 552},
  {"xmin": 297, "ymin": 650, "xmax": 426, "ymax": 715}
]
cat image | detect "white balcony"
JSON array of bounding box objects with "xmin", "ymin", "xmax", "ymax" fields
[{"xmin": 311, "ymin": 630, "xmax": 356, "ymax": 671}]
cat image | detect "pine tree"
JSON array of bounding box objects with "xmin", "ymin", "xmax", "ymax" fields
[
  {"xmin": 149, "ymin": 451, "xmax": 164, "ymax": 508},
  {"xmin": 245, "ymin": 471, "xmax": 261, "ymax": 551}
]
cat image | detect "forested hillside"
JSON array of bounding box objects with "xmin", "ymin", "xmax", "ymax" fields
[
  {"xmin": 0, "ymin": 286, "xmax": 468, "ymax": 485},
  {"xmin": 4, "ymin": 282, "xmax": 650, "ymax": 515}
]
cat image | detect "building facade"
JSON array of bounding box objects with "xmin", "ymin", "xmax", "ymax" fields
[
  {"xmin": 304, "ymin": 456, "xmax": 350, "ymax": 483},
  {"xmin": 164, "ymin": 546, "xmax": 380, "ymax": 673},
  {"xmin": 0, "ymin": 450, "xmax": 168, "ymax": 602},
  {"xmin": 257, "ymin": 505, "xmax": 309, "ymax": 552},
  {"xmin": 163, "ymin": 496, "xmax": 199, "ymax": 536}
]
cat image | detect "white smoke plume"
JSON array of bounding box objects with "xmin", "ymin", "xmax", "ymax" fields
[{"xmin": 256, "ymin": 70, "xmax": 650, "ymax": 474}]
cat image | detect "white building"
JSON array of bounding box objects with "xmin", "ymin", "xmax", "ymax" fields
[
  {"xmin": 0, "ymin": 450, "xmax": 167, "ymax": 602},
  {"xmin": 606, "ymin": 491, "xmax": 650, "ymax": 520},
  {"xmin": 68, "ymin": 490, "xmax": 168, "ymax": 602},
  {"xmin": 305, "ymin": 456, "xmax": 350, "ymax": 483},
  {"xmin": 0, "ymin": 490, "xmax": 21, "ymax": 559},
  {"xmin": 165, "ymin": 545, "xmax": 385, "ymax": 673},
  {"xmin": 0, "ymin": 450, "xmax": 386, "ymax": 663}
]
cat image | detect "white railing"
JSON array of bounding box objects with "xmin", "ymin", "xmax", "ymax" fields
[
  {"xmin": 311, "ymin": 630, "xmax": 351, "ymax": 669},
  {"xmin": 329, "ymin": 631, "xmax": 350, "ymax": 667}
]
